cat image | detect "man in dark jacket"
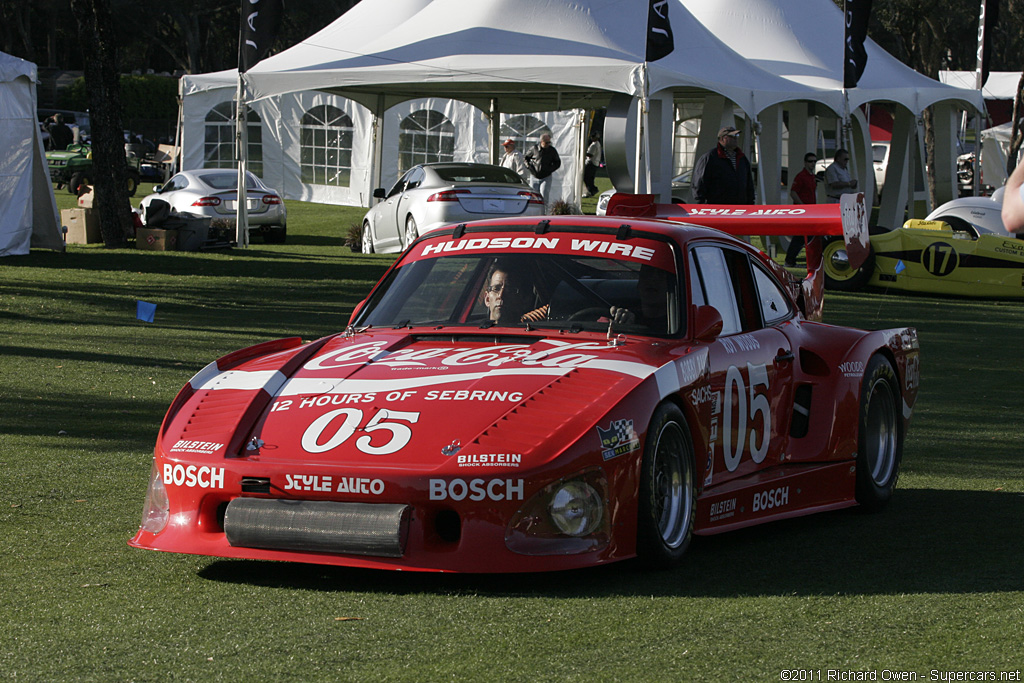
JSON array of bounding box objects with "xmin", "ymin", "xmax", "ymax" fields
[
  {"xmin": 524, "ymin": 133, "xmax": 561, "ymax": 206},
  {"xmin": 46, "ymin": 114, "xmax": 74, "ymax": 152},
  {"xmin": 691, "ymin": 126, "xmax": 755, "ymax": 205}
]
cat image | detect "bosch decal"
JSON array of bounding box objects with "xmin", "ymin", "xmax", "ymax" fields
[
  {"xmin": 597, "ymin": 419, "xmax": 640, "ymax": 461},
  {"xmin": 428, "ymin": 478, "xmax": 524, "ymax": 501},
  {"xmin": 752, "ymin": 486, "xmax": 789, "ymax": 512},
  {"xmin": 163, "ymin": 464, "xmax": 225, "ymax": 489}
]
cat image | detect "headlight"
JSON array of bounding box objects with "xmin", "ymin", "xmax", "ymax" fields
[
  {"xmin": 140, "ymin": 460, "xmax": 169, "ymax": 534},
  {"xmin": 505, "ymin": 469, "xmax": 608, "ymax": 556},
  {"xmin": 549, "ymin": 481, "xmax": 603, "ymax": 536}
]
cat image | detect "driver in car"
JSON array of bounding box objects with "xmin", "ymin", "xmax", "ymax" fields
[{"xmin": 483, "ymin": 258, "xmax": 543, "ymax": 325}]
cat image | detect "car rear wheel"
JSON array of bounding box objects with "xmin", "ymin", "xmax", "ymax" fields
[
  {"xmin": 823, "ymin": 236, "xmax": 874, "ymax": 291},
  {"xmin": 405, "ymin": 216, "xmax": 418, "ymax": 249},
  {"xmin": 361, "ymin": 222, "xmax": 374, "ymax": 254},
  {"xmin": 855, "ymin": 354, "xmax": 902, "ymax": 511},
  {"xmin": 126, "ymin": 171, "xmax": 140, "ymax": 197},
  {"xmin": 69, "ymin": 172, "xmax": 86, "ymax": 195},
  {"xmin": 637, "ymin": 402, "xmax": 696, "ymax": 569}
]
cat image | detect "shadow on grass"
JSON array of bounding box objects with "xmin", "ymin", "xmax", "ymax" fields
[
  {"xmin": 197, "ymin": 488, "xmax": 1024, "ymax": 598},
  {"xmin": 3, "ymin": 246, "xmax": 393, "ymax": 281}
]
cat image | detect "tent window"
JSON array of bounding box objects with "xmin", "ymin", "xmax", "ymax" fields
[
  {"xmin": 300, "ymin": 105, "xmax": 353, "ymax": 187},
  {"xmin": 500, "ymin": 115, "xmax": 551, "ymax": 155},
  {"xmin": 204, "ymin": 102, "xmax": 263, "ymax": 177},
  {"xmin": 398, "ymin": 110, "xmax": 455, "ymax": 175}
]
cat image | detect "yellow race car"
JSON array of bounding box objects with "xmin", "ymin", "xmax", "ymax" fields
[{"xmin": 823, "ymin": 216, "xmax": 1024, "ymax": 298}]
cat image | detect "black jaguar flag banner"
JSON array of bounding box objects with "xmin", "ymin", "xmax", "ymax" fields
[
  {"xmin": 843, "ymin": 0, "xmax": 873, "ymax": 88},
  {"xmin": 979, "ymin": 0, "xmax": 1000, "ymax": 87},
  {"xmin": 646, "ymin": 0, "xmax": 674, "ymax": 62},
  {"xmin": 239, "ymin": 0, "xmax": 283, "ymax": 73}
]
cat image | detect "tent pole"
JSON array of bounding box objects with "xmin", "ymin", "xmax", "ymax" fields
[{"xmin": 235, "ymin": 71, "xmax": 250, "ymax": 248}]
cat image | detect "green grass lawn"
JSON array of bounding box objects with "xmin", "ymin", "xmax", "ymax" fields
[{"xmin": 1, "ymin": 190, "xmax": 1022, "ymax": 681}]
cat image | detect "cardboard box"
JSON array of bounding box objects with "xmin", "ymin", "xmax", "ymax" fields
[
  {"xmin": 61, "ymin": 208, "xmax": 101, "ymax": 244},
  {"xmin": 77, "ymin": 185, "xmax": 95, "ymax": 208},
  {"xmin": 136, "ymin": 227, "xmax": 178, "ymax": 251}
]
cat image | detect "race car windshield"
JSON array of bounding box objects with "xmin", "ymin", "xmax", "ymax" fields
[{"xmin": 356, "ymin": 252, "xmax": 682, "ymax": 337}]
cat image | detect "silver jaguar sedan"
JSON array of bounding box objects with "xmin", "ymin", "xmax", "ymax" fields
[
  {"xmin": 361, "ymin": 162, "xmax": 545, "ymax": 253},
  {"xmin": 139, "ymin": 169, "xmax": 288, "ymax": 243}
]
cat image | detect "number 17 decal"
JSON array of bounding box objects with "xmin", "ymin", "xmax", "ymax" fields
[{"xmin": 723, "ymin": 362, "xmax": 771, "ymax": 472}]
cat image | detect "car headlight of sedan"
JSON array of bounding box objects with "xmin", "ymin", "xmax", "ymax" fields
[
  {"xmin": 139, "ymin": 460, "xmax": 170, "ymax": 534},
  {"xmin": 505, "ymin": 469, "xmax": 608, "ymax": 556}
]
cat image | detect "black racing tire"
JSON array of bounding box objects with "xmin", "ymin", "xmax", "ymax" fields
[
  {"xmin": 636, "ymin": 402, "xmax": 697, "ymax": 569},
  {"xmin": 69, "ymin": 172, "xmax": 85, "ymax": 195},
  {"xmin": 126, "ymin": 171, "xmax": 140, "ymax": 197},
  {"xmin": 855, "ymin": 355, "xmax": 903, "ymax": 511},
  {"xmin": 264, "ymin": 225, "xmax": 287, "ymax": 244},
  {"xmin": 361, "ymin": 222, "xmax": 374, "ymax": 254},
  {"xmin": 823, "ymin": 236, "xmax": 875, "ymax": 291}
]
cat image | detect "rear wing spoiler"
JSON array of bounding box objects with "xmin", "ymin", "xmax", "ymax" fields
[{"xmin": 606, "ymin": 192, "xmax": 870, "ymax": 320}]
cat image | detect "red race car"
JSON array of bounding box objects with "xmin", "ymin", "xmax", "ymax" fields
[{"xmin": 130, "ymin": 206, "xmax": 918, "ymax": 572}]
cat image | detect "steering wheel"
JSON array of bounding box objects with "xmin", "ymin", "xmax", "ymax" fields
[{"xmin": 567, "ymin": 307, "xmax": 609, "ymax": 322}]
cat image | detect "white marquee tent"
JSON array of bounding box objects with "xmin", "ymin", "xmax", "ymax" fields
[
  {"xmin": 177, "ymin": 0, "xmax": 984, "ymax": 222},
  {"xmin": 683, "ymin": 0, "xmax": 984, "ymax": 222},
  {"xmin": 0, "ymin": 51, "xmax": 63, "ymax": 256}
]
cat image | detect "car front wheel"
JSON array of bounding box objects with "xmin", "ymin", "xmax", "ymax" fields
[
  {"xmin": 855, "ymin": 354, "xmax": 903, "ymax": 511},
  {"xmin": 361, "ymin": 222, "xmax": 374, "ymax": 254},
  {"xmin": 636, "ymin": 402, "xmax": 696, "ymax": 569}
]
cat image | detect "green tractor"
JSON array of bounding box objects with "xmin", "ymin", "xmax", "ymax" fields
[{"xmin": 46, "ymin": 144, "xmax": 142, "ymax": 197}]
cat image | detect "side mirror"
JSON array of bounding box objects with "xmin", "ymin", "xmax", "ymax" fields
[
  {"xmin": 692, "ymin": 305, "xmax": 723, "ymax": 342},
  {"xmin": 372, "ymin": 188, "xmax": 386, "ymax": 200},
  {"xmin": 153, "ymin": 185, "xmax": 163, "ymax": 193},
  {"xmin": 348, "ymin": 299, "xmax": 368, "ymax": 326}
]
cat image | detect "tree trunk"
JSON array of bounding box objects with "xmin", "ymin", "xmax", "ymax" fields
[
  {"xmin": 70, "ymin": 0, "xmax": 132, "ymax": 248},
  {"xmin": 1007, "ymin": 71, "xmax": 1024, "ymax": 176}
]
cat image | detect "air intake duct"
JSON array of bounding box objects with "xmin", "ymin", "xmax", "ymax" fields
[{"xmin": 224, "ymin": 498, "xmax": 410, "ymax": 558}]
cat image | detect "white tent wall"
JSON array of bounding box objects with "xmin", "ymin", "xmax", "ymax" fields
[
  {"xmin": 180, "ymin": 88, "xmax": 582, "ymax": 209},
  {"xmin": 0, "ymin": 51, "xmax": 62, "ymax": 256}
]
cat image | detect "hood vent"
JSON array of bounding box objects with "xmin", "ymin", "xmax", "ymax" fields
[{"xmin": 468, "ymin": 369, "xmax": 630, "ymax": 454}]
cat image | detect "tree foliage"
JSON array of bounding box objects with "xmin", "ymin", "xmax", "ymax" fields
[{"xmin": 2, "ymin": 0, "xmax": 360, "ymax": 75}]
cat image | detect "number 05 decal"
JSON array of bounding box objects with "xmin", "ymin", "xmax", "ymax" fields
[
  {"xmin": 723, "ymin": 362, "xmax": 771, "ymax": 472},
  {"xmin": 301, "ymin": 408, "xmax": 420, "ymax": 455}
]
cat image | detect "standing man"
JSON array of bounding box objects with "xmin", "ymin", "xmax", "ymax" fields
[
  {"xmin": 46, "ymin": 114, "xmax": 74, "ymax": 152},
  {"xmin": 583, "ymin": 132, "xmax": 602, "ymax": 197},
  {"xmin": 499, "ymin": 139, "xmax": 530, "ymax": 183},
  {"xmin": 825, "ymin": 148, "xmax": 858, "ymax": 202},
  {"xmin": 785, "ymin": 152, "xmax": 819, "ymax": 267},
  {"xmin": 525, "ymin": 133, "xmax": 561, "ymax": 205},
  {"xmin": 691, "ymin": 126, "xmax": 755, "ymax": 205}
]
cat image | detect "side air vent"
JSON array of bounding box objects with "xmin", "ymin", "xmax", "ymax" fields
[
  {"xmin": 790, "ymin": 384, "xmax": 813, "ymax": 438},
  {"xmin": 240, "ymin": 477, "xmax": 271, "ymax": 494}
]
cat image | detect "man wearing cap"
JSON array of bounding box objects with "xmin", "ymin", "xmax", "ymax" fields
[
  {"xmin": 692, "ymin": 126, "xmax": 755, "ymax": 205},
  {"xmin": 499, "ymin": 138, "xmax": 530, "ymax": 183}
]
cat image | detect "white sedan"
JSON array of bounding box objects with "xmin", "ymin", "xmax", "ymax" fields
[
  {"xmin": 361, "ymin": 163, "xmax": 545, "ymax": 253},
  {"xmin": 139, "ymin": 169, "xmax": 288, "ymax": 243}
]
